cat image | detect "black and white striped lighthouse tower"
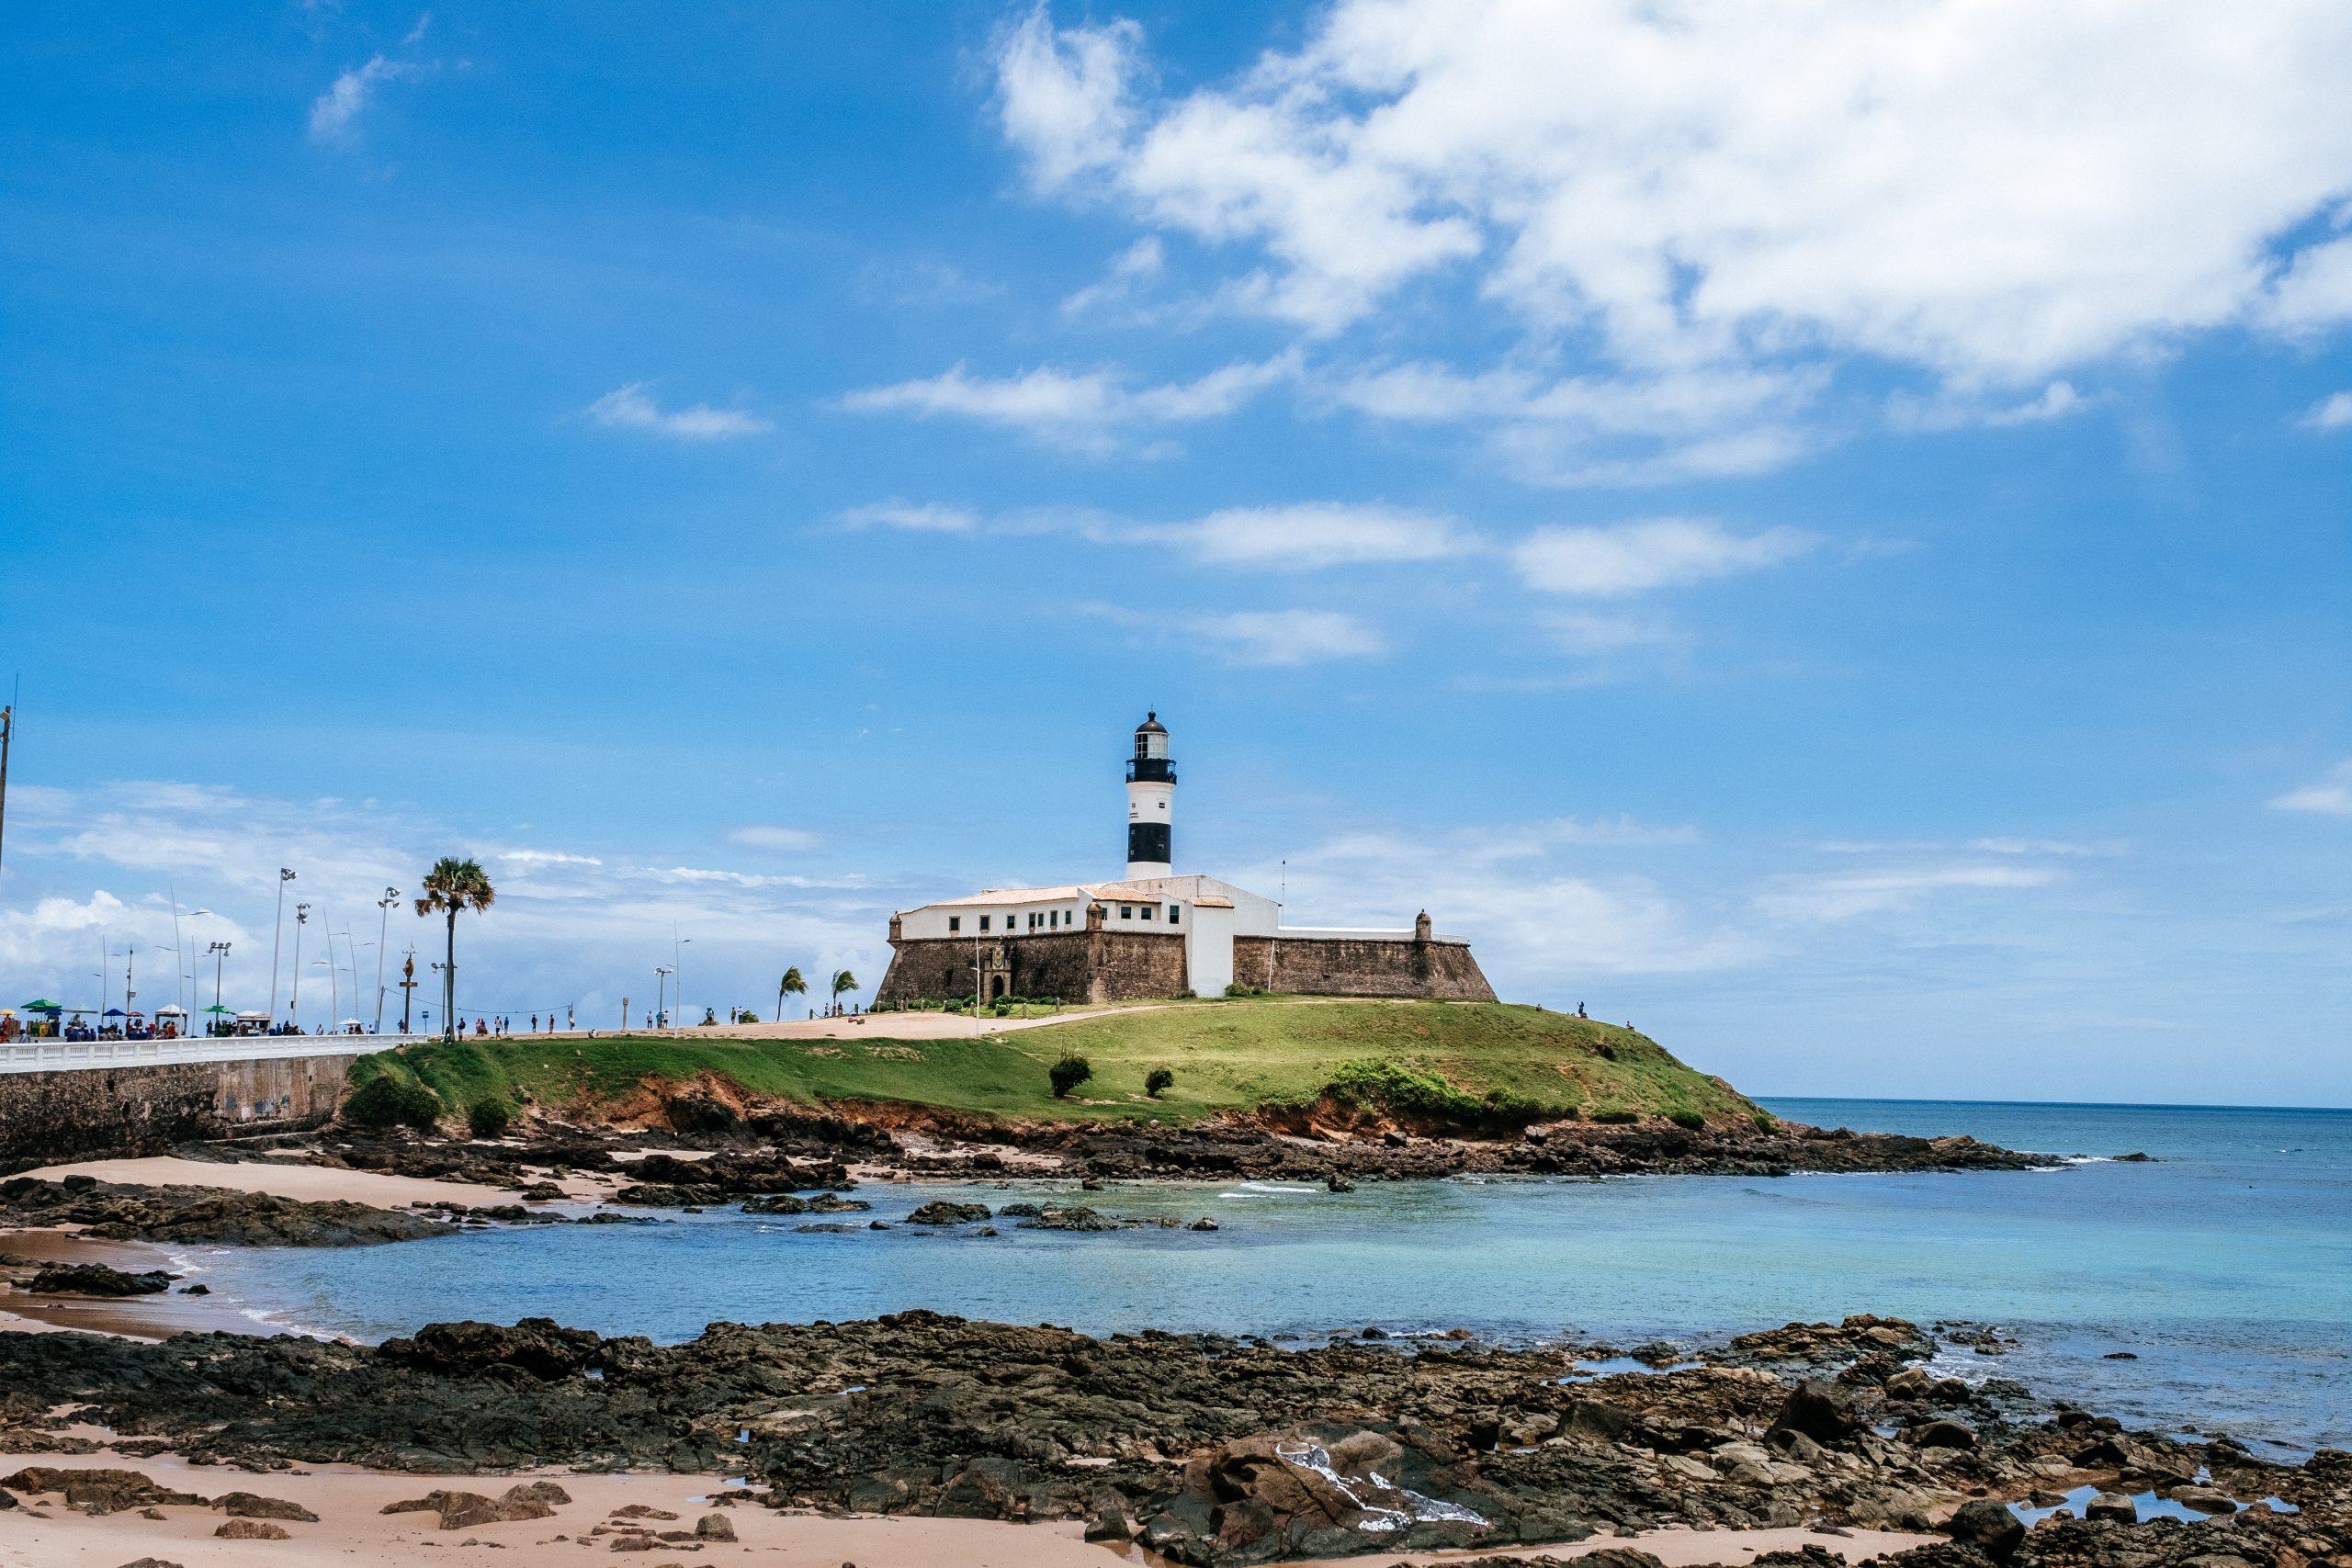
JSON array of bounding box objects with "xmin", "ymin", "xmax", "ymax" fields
[{"xmin": 1125, "ymin": 712, "xmax": 1175, "ymax": 878}]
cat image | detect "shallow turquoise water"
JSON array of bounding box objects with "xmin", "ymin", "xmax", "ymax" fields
[{"xmin": 184, "ymin": 1100, "xmax": 2352, "ymax": 1452}]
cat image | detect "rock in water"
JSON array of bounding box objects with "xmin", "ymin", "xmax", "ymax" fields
[
  {"xmin": 26, "ymin": 1264, "xmax": 175, "ymax": 1297},
  {"xmin": 2084, "ymin": 1492, "xmax": 2137, "ymax": 1523},
  {"xmin": 1945, "ymin": 1497, "xmax": 2025, "ymax": 1558},
  {"xmin": 905, "ymin": 1201, "xmax": 991, "ymax": 1225},
  {"xmin": 1325, "ymin": 1173, "xmax": 1356, "ymax": 1192}
]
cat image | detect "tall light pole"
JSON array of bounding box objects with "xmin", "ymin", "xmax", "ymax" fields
[
  {"xmin": 374, "ymin": 887, "xmax": 400, "ymax": 1032},
  {"xmin": 269, "ymin": 868, "xmax": 296, "ymax": 1024},
  {"xmin": 675, "ymin": 934, "xmax": 693, "ymax": 1026},
  {"xmin": 399, "ymin": 948, "xmax": 417, "ymax": 1034},
  {"xmin": 122, "ymin": 942, "xmax": 136, "ymax": 1030},
  {"xmin": 208, "ymin": 942, "xmax": 231, "ymax": 1034},
  {"xmin": 431, "ymin": 962, "xmax": 446, "ymax": 1036},
  {"xmin": 290, "ymin": 902, "xmax": 310, "ymax": 1032},
  {"xmin": 655, "ymin": 965, "xmax": 672, "ymax": 1029},
  {"xmin": 315, "ymin": 957, "xmax": 337, "ymax": 1032}
]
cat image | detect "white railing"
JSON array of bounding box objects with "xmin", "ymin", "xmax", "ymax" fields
[{"xmin": 0, "ymin": 1033, "xmax": 418, "ymax": 1075}]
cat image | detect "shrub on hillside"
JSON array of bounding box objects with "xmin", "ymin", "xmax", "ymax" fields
[
  {"xmin": 1590, "ymin": 1104, "xmax": 1639, "ymax": 1124},
  {"xmin": 468, "ymin": 1098, "xmax": 514, "ymax": 1139},
  {"xmin": 1666, "ymin": 1108, "xmax": 1706, "ymax": 1131},
  {"xmin": 1222, "ymin": 982, "xmax": 1265, "ymax": 998},
  {"xmin": 344, "ymin": 1074, "xmax": 443, "ymax": 1131},
  {"xmin": 1145, "ymin": 1066, "xmax": 1175, "ymax": 1099},
  {"xmin": 1325, "ymin": 1059, "xmax": 1484, "ymax": 1120},
  {"xmin": 1048, "ymin": 1054, "xmax": 1093, "ymax": 1098}
]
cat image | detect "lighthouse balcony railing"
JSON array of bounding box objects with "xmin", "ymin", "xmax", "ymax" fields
[{"xmin": 1125, "ymin": 759, "xmax": 1177, "ymax": 784}]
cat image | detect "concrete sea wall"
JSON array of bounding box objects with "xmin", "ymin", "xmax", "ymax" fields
[{"xmin": 0, "ymin": 1054, "xmax": 355, "ymax": 1174}]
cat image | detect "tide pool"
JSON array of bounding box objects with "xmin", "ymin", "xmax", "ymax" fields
[{"xmin": 184, "ymin": 1099, "xmax": 2352, "ymax": 1453}]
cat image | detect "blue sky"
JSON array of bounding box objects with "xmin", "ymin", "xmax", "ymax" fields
[{"xmin": 5, "ymin": 1, "xmax": 2350, "ymax": 1104}]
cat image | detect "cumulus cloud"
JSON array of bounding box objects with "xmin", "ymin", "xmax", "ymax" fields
[
  {"xmin": 2271, "ymin": 761, "xmax": 2352, "ymax": 816},
  {"xmin": 838, "ymin": 351, "xmax": 1297, "ymax": 454},
  {"xmin": 1186, "ymin": 608, "xmax": 1385, "ymax": 666},
  {"xmin": 586, "ymin": 384, "xmax": 772, "ymax": 440},
  {"xmin": 1513, "ymin": 518, "xmax": 1815, "ymax": 597},
  {"xmin": 992, "ymin": 0, "xmax": 2352, "ymax": 473}
]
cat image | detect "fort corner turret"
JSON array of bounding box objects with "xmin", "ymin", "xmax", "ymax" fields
[{"xmin": 1125, "ymin": 711, "xmax": 1175, "ymax": 879}]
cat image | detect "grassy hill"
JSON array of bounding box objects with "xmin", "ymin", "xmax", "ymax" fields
[{"xmin": 349, "ymin": 996, "xmax": 1764, "ymax": 1133}]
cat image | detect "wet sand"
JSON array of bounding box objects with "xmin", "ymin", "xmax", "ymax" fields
[
  {"xmin": 0, "ymin": 1227, "xmax": 271, "ymax": 1340},
  {"xmin": 0, "ymin": 1450, "xmax": 1936, "ymax": 1568},
  {"xmin": 16, "ymin": 1154, "xmax": 526, "ymax": 1208}
]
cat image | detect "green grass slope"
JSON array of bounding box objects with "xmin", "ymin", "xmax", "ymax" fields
[{"xmin": 350, "ymin": 997, "xmax": 1763, "ymax": 1131}]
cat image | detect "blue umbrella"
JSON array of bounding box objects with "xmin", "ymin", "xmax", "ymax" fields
[{"xmin": 104, "ymin": 1008, "xmax": 125, "ymax": 1017}]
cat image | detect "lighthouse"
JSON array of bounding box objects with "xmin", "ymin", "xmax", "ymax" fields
[{"xmin": 1125, "ymin": 712, "xmax": 1175, "ymax": 878}]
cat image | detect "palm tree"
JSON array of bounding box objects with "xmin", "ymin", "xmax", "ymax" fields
[
  {"xmin": 776, "ymin": 966, "xmax": 807, "ymax": 1021},
  {"xmin": 414, "ymin": 857, "xmax": 496, "ymax": 1042},
  {"xmin": 829, "ymin": 968, "xmax": 857, "ymax": 1016}
]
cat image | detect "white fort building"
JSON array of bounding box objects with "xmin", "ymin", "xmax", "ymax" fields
[{"xmin": 875, "ymin": 714, "xmax": 1495, "ymax": 1008}]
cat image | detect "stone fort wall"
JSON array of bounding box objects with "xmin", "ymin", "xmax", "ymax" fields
[
  {"xmin": 1231, "ymin": 936, "xmax": 1497, "ymax": 1002},
  {"xmin": 876, "ymin": 929, "xmax": 1498, "ymax": 1008},
  {"xmin": 875, "ymin": 931, "xmax": 1189, "ymax": 1008},
  {"xmin": 0, "ymin": 1054, "xmax": 355, "ymax": 1175}
]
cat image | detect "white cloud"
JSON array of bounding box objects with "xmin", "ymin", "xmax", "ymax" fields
[
  {"xmin": 1544, "ymin": 612, "xmax": 1682, "ymax": 656},
  {"xmin": 844, "ymin": 498, "xmax": 1471, "ymax": 571},
  {"xmin": 839, "ymin": 501, "xmax": 979, "ymax": 533},
  {"xmin": 1176, "ymin": 503, "xmax": 1471, "ymax": 569},
  {"xmin": 2300, "ymin": 391, "xmax": 2352, "ymax": 432},
  {"xmin": 309, "ymin": 54, "xmax": 415, "ymax": 143},
  {"xmin": 1757, "ymin": 863, "xmax": 2062, "ymax": 922},
  {"xmin": 2271, "ymin": 761, "xmax": 2352, "ymax": 816},
  {"xmin": 1062, "ymin": 236, "xmax": 1166, "ymax": 318},
  {"xmin": 1187, "ymin": 609, "xmax": 1385, "ymax": 665},
  {"xmin": 1514, "ymin": 517, "xmax": 1815, "ymax": 596},
  {"xmin": 586, "ymin": 383, "xmax": 771, "ymax": 441},
  {"xmin": 994, "ymin": 1, "xmax": 2352, "ymax": 473},
  {"xmin": 839, "ymin": 351, "xmax": 1297, "ymax": 453},
  {"xmin": 729, "ymin": 826, "xmax": 825, "ymax": 852}
]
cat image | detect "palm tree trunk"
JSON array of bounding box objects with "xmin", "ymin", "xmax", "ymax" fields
[{"xmin": 443, "ymin": 908, "xmax": 458, "ymax": 1040}]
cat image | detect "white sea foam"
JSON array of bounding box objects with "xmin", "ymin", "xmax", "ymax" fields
[{"xmin": 1272, "ymin": 1439, "xmax": 1488, "ymax": 1534}]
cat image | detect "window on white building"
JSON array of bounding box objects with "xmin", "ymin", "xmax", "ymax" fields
[
  {"xmin": 1120, "ymin": 905, "xmax": 1133, "ymax": 919},
  {"xmin": 979, "ymin": 915, "xmax": 990, "ymax": 931},
  {"xmin": 1168, "ymin": 906, "xmax": 1180, "ymax": 926},
  {"xmin": 948, "ymin": 917, "xmax": 960, "ymax": 933}
]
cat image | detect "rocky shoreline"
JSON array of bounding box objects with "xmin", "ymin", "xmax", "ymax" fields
[{"xmin": 0, "ymin": 1310, "xmax": 2340, "ymax": 1568}]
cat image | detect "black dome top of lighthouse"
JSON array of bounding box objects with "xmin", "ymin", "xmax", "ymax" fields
[{"xmin": 1136, "ymin": 711, "xmax": 1167, "ymax": 735}]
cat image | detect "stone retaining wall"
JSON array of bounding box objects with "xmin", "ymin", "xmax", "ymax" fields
[
  {"xmin": 1230, "ymin": 936, "xmax": 1497, "ymax": 1001},
  {"xmin": 0, "ymin": 1054, "xmax": 355, "ymax": 1174}
]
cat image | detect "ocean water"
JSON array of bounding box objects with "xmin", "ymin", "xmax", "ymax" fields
[{"xmin": 184, "ymin": 1099, "xmax": 2352, "ymax": 1453}]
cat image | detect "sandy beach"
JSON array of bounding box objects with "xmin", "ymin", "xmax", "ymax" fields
[{"xmin": 0, "ymin": 1450, "xmax": 1935, "ymax": 1568}]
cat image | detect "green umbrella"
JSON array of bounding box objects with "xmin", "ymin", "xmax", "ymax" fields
[
  {"xmin": 202, "ymin": 1004, "xmax": 234, "ymax": 1014},
  {"xmin": 21, "ymin": 998, "xmax": 60, "ymax": 1011}
]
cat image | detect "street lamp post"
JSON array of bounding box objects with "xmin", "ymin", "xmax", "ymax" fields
[
  {"xmin": 374, "ymin": 887, "xmax": 400, "ymax": 1033},
  {"xmin": 675, "ymin": 936, "xmax": 693, "ymax": 1025},
  {"xmin": 269, "ymin": 868, "xmax": 296, "ymax": 1025},
  {"xmin": 399, "ymin": 949, "xmax": 417, "ymax": 1035},
  {"xmin": 315, "ymin": 956, "xmax": 336, "ymax": 1033},
  {"xmin": 291, "ymin": 903, "xmax": 310, "ymax": 1032},
  {"xmin": 655, "ymin": 966, "xmax": 673, "ymax": 1029},
  {"xmin": 208, "ymin": 942, "xmax": 232, "ymax": 1035}
]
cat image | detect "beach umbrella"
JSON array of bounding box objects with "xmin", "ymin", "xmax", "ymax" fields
[
  {"xmin": 203, "ymin": 1004, "xmax": 233, "ymax": 1015},
  {"xmin": 104, "ymin": 1008, "xmax": 124, "ymax": 1018},
  {"xmin": 21, "ymin": 998, "xmax": 60, "ymax": 1012}
]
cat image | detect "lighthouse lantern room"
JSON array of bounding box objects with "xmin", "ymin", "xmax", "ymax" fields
[{"xmin": 1125, "ymin": 711, "xmax": 1175, "ymax": 878}]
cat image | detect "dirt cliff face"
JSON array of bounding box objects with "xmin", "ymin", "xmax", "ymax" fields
[{"xmin": 0, "ymin": 1311, "xmax": 2341, "ymax": 1568}]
